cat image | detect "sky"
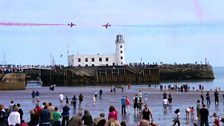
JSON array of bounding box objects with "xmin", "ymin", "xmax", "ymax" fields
[{"xmin": 0, "ymin": 0, "xmax": 224, "ymax": 66}]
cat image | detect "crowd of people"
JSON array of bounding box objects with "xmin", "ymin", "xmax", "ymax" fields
[{"xmin": 1, "ymin": 85, "xmax": 224, "ymax": 126}]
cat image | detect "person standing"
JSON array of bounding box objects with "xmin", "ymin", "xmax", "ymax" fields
[
  {"xmin": 27, "ymin": 109, "xmax": 39, "ymax": 126},
  {"xmin": 47, "ymin": 102, "xmax": 55, "ymax": 125},
  {"xmin": 35, "ymin": 90, "xmax": 40, "ymax": 101},
  {"xmin": 65, "ymin": 96, "xmax": 69, "ymax": 105},
  {"xmin": 61, "ymin": 104, "xmax": 70, "ymax": 126},
  {"xmin": 163, "ymin": 92, "xmax": 167, "ymax": 99},
  {"xmin": 0, "ymin": 104, "xmax": 7, "ymax": 126},
  {"xmin": 168, "ymin": 92, "xmax": 173, "ymax": 105},
  {"xmin": 196, "ymin": 99, "xmax": 201, "ymax": 120},
  {"xmin": 199, "ymin": 104, "xmax": 209, "ymax": 126},
  {"xmin": 32, "ymin": 90, "xmax": 36, "ymax": 100},
  {"xmin": 133, "ymin": 94, "xmax": 139, "ymax": 113},
  {"xmin": 201, "ymin": 92, "xmax": 204, "ymax": 105},
  {"xmin": 93, "ymin": 112, "xmax": 106, "ymax": 126},
  {"xmin": 99, "ymin": 89, "xmax": 103, "ymax": 100},
  {"xmin": 53, "ymin": 107, "xmax": 61, "ymax": 126},
  {"xmin": 59, "ymin": 93, "xmax": 64, "ymax": 106},
  {"xmin": 40, "ymin": 106, "xmax": 50, "ymax": 126},
  {"xmin": 144, "ymin": 93, "xmax": 148, "ymax": 103},
  {"xmin": 125, "ymin": 96, "xmax": 131, "ymax": 114},
  {"xmin": 81, "ymin": 110, "xmax": 93, "ymax": 126},
  {"xmin": 8, "ymin": 106, "xmax": 21, "ymax": 126},
  {"xmin": 214, "ymin": 90, "xmax": 219, "ymax": 104},
  {"xmin": 68, "ymin": 112, "xmax": 82, "ymax": 126},
  {"xmin": 79, "ymin": 93, "xmax": 84, "ymax": 107},
  {"xmin": 94, "ymin": 91, "xmax": 98, "ymax": 100},
  {"xmin": 121, "ymin": 96, "xmax": 126, "ymax": 114},
  {"xmin": 71, "ymin": 95, "xmax": 77, "ymax": 110},
  {"xmin": 206, "ymin": 92, "xmax": 211, "ymax": 105},
  {"xmin": 17, "ymin": 104, "xmax": 24, "ymax": 123}
]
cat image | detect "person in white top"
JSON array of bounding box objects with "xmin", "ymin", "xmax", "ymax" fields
[
  {"xmin": 163, "ymin": 99, "xmax": 168, "ymax": 107},
  {"xmin": 8, "ymin": 106, "xmax": 20, "ymax": 126},
  {"xmin": 59, "ymin": 93, "xmax": 64, "ymax": 106}
]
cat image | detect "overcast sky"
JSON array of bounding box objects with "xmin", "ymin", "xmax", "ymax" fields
[{"xmin": 0, "ymin": 0, "xmax": 224, "ymax": 66}]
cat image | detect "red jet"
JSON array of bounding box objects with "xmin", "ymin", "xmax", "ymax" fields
[{"xmin": 102, "ymin": 23, "xmax": 111, "ymax": 29}]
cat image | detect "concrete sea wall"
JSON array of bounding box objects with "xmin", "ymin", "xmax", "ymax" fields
[{"xmin": 0, "ymin": 73, "xmax": 26, "ymax": 90}]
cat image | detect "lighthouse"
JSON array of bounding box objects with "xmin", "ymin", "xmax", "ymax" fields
[{"xmin": 115, "ymin": 35, "xmax": 125, "ymax": 65}]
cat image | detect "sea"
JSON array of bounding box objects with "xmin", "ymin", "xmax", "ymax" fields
[{"xmin": 158, "ymin": 66, "xmax": 224, "ymax": 90}]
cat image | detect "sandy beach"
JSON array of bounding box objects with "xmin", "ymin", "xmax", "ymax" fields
[{"xmin": 0, "ymin": 85, "xmax": 223, "ymax": 126}]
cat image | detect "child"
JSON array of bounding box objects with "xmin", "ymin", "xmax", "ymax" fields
[{"xmin": 213, "ymin": 113, "xmax": 220, "ymax": 126}]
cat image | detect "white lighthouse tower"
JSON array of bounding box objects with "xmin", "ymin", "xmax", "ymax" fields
[{"xmin": 115, "ymin": 34, "xmax": 125, "ymax": 65}]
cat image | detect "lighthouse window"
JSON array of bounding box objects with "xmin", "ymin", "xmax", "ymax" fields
[
  {"xmin": 78, "ymin": 58, "xmax": 81, "ymax": 62},
  {"xmin": 99, "ymin": 58, "xmax": 102, "ymax": 62},
  {"xmin": 120, "ymin": 45, "xmax": 122, "ymax": 48},
  {"xmin": 85, "ymin": 58, "xmax": 88, "ymax": 62},
  {"xmin": 121, "ymin": 56, "xmax": 123, "ymax": 59},
  {"xmin": 105, "ymin": 57, "xmax": 109, "ymax": 61},
  {"xmin": 120, "ymin": 51, "xmax": 123, "ymax": 54}
]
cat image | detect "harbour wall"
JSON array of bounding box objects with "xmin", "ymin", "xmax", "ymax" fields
[
  {"xmin": 24, "ymin": 64, "xmax": 214, "ymax": 86},
  {"xmin": 0, "ymin": 73, "xmax": 26, "ymax": 90}
]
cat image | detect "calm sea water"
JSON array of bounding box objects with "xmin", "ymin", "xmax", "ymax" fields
[{"xmin": 158, "ymin": 66, "xmax": 224, "ymax": 90}]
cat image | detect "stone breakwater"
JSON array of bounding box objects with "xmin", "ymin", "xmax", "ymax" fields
[
  {"xmin": 0, "ymin": 73, "xmax": 26, "ymax": 90},
  {"xmin": 26, "ymin": 64, "xmax": 214, "ymax": 86}
]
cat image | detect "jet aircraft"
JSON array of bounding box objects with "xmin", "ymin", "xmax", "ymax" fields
[
  {"xmin": 68, "ymin": 22, "xmax": 76, "ymax": 27},
  {"xmin": 102, "ymin": 23, "xmax": 111, "ymax": 29}
]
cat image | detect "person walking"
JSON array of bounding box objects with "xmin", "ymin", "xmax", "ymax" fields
[
  {"xmin": 121, "ymin": 96, "xmax": 126, "ymax": 114},
  {"xmin": 139, "ymin": 104, "xmax": 154, "ymax": 125},
  {"xmin": 172, "ymin": 109, "xmax": 180, "ymax": 126},
  {"xmin": 199, "ymin": 104, "xmax": 209, "ymax": 126}
]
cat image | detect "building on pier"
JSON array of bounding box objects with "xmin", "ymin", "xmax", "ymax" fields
[{"xmin": 68, "ymin": 35, "xmax": 125, "ymax": 66}]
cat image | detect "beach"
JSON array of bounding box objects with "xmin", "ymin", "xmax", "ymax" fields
[{"xmin": 1, "ymin": 84, "xmax": 224, "ymax": 126}]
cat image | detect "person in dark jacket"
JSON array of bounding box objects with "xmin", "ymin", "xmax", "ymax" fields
[
  {"xmin": 61, "ymin": 104, "xmax": 70, "ymax": 126},
  {"xmin": 81, "ymin": 110, "xmax": 93, "ymax": 126},
  {"xmin": 0, "ymin": 104, "xmax": 7, "ymax": 126},
  {"xmin": 28, "ymin": 109, "xmax": 39, "ymax": 126},
  {"xmin": 199, "ymin": 104, "xmax": 209, "ymax": 126},
  {"xmin": 71, "ymin": 95, "xmax": 77, "ymax": 110},
  {"xmin": 40, "ymin": 106, "xmax": 50, "ymax": 126}
]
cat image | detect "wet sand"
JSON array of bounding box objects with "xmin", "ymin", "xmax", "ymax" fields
[{"xmin": 0, "ymin": 85, "xmax": 223, "ymax": 126}]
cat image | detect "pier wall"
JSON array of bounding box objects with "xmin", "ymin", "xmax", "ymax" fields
[
  {"xmin": 0, "ymin": 73, "xmax": 26, "ymax": 90},
  {"xmin": 24, "ymin": 64, "xmax": 215, "ymax": 86},
  {"xmin": 38, "ymin": 65, "xmax": 160, "ymax": 86}
]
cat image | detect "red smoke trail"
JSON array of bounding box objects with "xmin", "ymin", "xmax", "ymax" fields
[
  {"xmin": 193, "ymin": 0, "xmax": 203, "ymax": 20},
  {"xmin": 0, "ymin": 22, "xmax": 66, "ymax": 26}
]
